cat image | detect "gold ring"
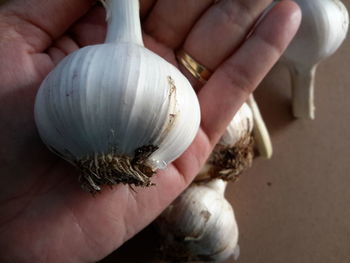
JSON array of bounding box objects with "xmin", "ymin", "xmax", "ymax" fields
[{"xmin": 176, "ymin": 49, "xmax": 212, "ymax": 85}]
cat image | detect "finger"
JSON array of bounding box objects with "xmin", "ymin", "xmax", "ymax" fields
[
  {"xmin": 198, "ymin": 0, "xmax": 301, "ymax": 144},
  {"xmin": 143, "ymin": 0, "xmax": 215, "ymax": 49},
  {"xmin": 179, "ymin": 0, "xmax": 273, "ymax": 88},
  {"xmin": 68, "ymin": 5, "xmax": 107, "ymax": 47},
  {"xmin": 0, "ymin": 0, "xmax": 153, "ymax": 52},
  {"xmin": 67, "ymin": 5, "xmax": 174, "ymax": 63},
  {"xmin": 47, "ymin": 35, "xmax": 80, "ymax": 64},
  {"xmin": 69, "ymin": 0, "xmax": 157, "ymax": 47},
  {"xmin": 0, "ymin": 0, "xmax": 97, "ymax": 51},
  {"xmin": 140, "ymin": 0, "xmax": 157, "ymax": 19}
]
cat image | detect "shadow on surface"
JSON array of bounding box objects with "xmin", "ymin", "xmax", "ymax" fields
[
  {"xmin": 99, "ymin": 225, "xmax": 161, "ymax": 263},
  {"xmin": 253, "ymin": 62, "xmax": 296, "ymax": 136}
]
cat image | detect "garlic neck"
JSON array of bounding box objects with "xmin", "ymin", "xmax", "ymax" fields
[
  {"xmin": 290, "ymin": 64, "xmax": 317, "ymax": 119},
  {"xmin": 205, "ymin": 179, "xmax": 228, "ymax": 196},
  {"xmin": 104, "ymin": 0, "xmax": 144, "ymax": 46}
]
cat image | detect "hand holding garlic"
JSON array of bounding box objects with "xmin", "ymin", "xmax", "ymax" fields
[
  {"xmin": 34, "ymin": 0, "xmax": 201, "ymax": 193},
  {"xmin": 0, "ymin": 0, "xmax": 300, "ymax": 262}
]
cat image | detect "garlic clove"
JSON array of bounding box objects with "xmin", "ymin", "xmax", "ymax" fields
[
  {"xmin": 155, "ymin": 179, "xmax": 239, "ymax": 262},
  {"xmin": 281, "ymin": 0, "xmax": 349, "ymax": 119}
]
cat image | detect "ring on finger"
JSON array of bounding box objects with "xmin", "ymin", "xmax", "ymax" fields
[{"xmin": 176, "ymin": 49, "xmax": 212, "ymax": 85}]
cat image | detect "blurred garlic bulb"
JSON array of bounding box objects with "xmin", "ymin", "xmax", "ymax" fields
[
  {"xmin": 197, "ymin": 102, "xmax": 254, "ymax": 182},
  {"xmin": 155, "ymin": 179, "xmax": 239, "ymax": 262},
  {"xmin": 155, "ymin": 104, "xmax": 259, "ymax": 262},
  {"xmin": 282, "ymin": 0, "xmax": 349, "ymax": 119},
  {"xmin": 34, "ymin": 0, "xmax": 200, "ymax": 192}
]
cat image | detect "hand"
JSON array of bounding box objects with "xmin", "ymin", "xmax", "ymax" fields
[{"xmin": 0, "ymin": 0, "xmax": 300, "ymax": 262}]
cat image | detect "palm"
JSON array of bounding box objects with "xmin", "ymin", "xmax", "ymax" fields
[{"xmin": 0, "ymin": 0, "xmax": 299, "ymax": 262}]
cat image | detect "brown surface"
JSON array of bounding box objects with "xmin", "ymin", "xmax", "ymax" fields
[{"xmin": 101, "ymin": 2, "xmax": 350, "ymax": 262}]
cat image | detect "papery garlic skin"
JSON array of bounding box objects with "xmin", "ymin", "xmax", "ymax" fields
[
  {"xmin": 197, "ymin": 103, "xmax": 254, "ymax": 182},
  {"xmin": 155, "ymin": 179, "xmax": 239, "ymax": 262},
  {"xmin": 282, "ymin": 0, "xmax": 349, "ymax": 119},
  {"xmin": 34, "ymin": 0, "xmax": 200, "ymax": 192},
  {"xmin": 35, "ymin": 44, "xmax": 198, "ymax": 167}
]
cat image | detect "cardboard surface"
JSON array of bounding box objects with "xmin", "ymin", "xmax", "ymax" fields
[{"xmin": 103, "ymin": 2, "xmax": 350, "ymax": 262}]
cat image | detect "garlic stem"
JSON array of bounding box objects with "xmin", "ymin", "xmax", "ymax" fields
[
  {"xmin": 289, "ymin": 64, "xmax": 317, "ymax": 119},
  {"xmin": 247, "ymin": 95, "xmax": 273, "ymax": 159},
  {"xmin": 104, "ymin": 0, "xmax": 143, "ymax": 45},
  {"xmin": 205, "ymin": 179, "xmax": 227, "ymax": 196}
]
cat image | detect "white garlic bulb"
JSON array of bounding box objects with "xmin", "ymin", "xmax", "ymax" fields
[
  {"xmin": 154, "ymin": 105, "xmax": 256, "ymax": 262},
  {"xmin": 34, "ymin": 0, "xmax": 200, "ymax": 192},
  {"xmin": 282, "ymin": 0, "xmax": 349, "ymax": 119},
  {"xmin": 197, "ymin": 102, "xmax": 254, "ymax": 182},
  {"xmin": 155, "ymin": 179, "xmax": 239, "ymax": 262}
]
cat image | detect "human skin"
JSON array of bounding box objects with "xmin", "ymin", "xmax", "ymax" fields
[{"xmin": 0, "ymin": 0, "xmax": 300, "ymax": 262}]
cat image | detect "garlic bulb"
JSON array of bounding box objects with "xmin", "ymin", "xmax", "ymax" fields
[
  {"xmin": 155, "ymin": 179, "xmax": 239, "ymax": 262},
  {"xmin": 220, "ymin": 103, "xmax": 254, "ymax": 147},
  {"xmin": 282, "ymin": 0, "xmax": 349, "ymax": 119},
  {"xmin": 155, "ymin": 105, "xmax": 256, "ymax": 262},
  {"xmin": 197, "ymin": 102, "xmax": 254, "ymax": 182},
  {"xmin": 34, "ymin": 0, "xmax": 200, "ymax": 192}
]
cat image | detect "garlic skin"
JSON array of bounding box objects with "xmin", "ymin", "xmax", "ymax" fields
[
  {"xmin": 34, "ymin": 0, "xmax": 200, "ymax": 192},
  {"xmin": 155, "ymin": 179, "xmax": 239, "ymax": 262},
  {"xmin": 197, "ymin": 103, "xmax": 254, "ymax": 182},
  {"xmin": 282, "ymin": 0, "xmax": 349, "ymax": 119}
]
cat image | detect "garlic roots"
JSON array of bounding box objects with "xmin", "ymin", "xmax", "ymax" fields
[
  {"xmin": 155, "ymin": 179, "xmax": 239, "ymax": 263},
  {"xmin": 34, "ymin": 0, "xmax": 200, "ymax": 192},
  {"xmin": 282, "ymin": 0, "xmax": 349, "ymax": 119}
]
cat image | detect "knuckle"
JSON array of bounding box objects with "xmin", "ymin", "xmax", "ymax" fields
[
  {"xmin": 221, "ymin": 60, "xmax": 255, "ymax": 95},
  {"xmin": 218, "ymin": 0, "xmax": 254, "ymax": 29}
]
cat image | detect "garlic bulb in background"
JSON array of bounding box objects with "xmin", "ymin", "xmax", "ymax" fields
[
  {"xmin": 282, "ymin": 0, "xmax": 349, "ymax": 119},
  {"xmin": 154, "ymin": 103, "xmax": 261, "ymax": 262},
  {"xmin": 197, "ymin": 102, "xmax": 254, "ymax": 182},
  {"xmin": 34, "ymin": 0, "xmax": 200, "ymax": 192},
  {"xmin": 155, "ymin": 179, "xmax": 239, "ymax": 262}
]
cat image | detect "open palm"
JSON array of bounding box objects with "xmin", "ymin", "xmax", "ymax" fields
[{"xmin": 0, "ymin": 0, "xmax": 300, "ymax": 262}]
